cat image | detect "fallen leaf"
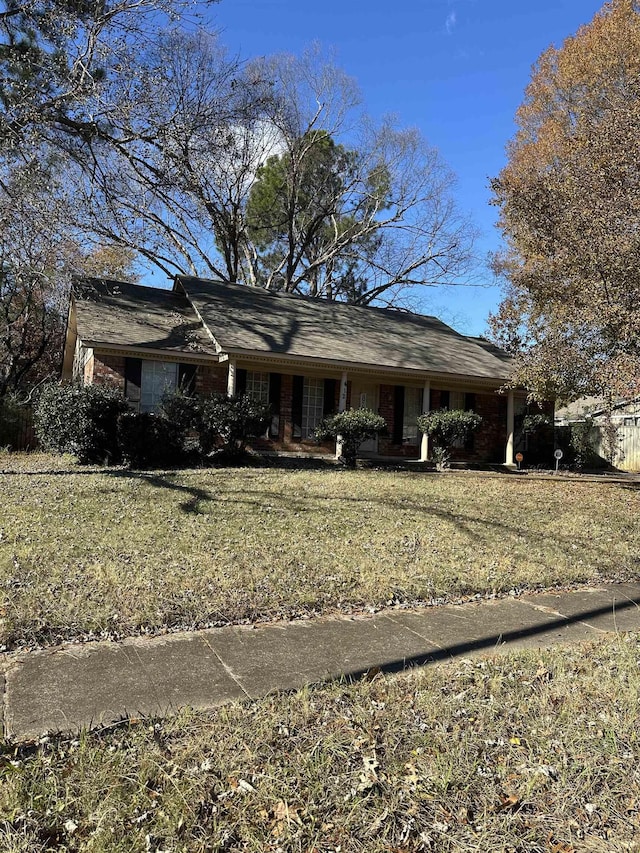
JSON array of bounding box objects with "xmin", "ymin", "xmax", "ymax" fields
[{"xmin": 494, "ymin": 793, "xmax": 520, "ymax": 812}]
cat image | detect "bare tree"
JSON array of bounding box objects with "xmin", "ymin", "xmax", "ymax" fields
[{"xmin": 72, "ymin": 39, "xmax": 478, "ymax": 304}]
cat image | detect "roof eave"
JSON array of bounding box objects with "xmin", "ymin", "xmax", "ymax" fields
[
  {"xmin": 83, "ymin": 341, "xmax": 222, "ymax": 363},
  {"xmin": 218, "ymin": 347, "xmax": 513, "ymax": 388}
]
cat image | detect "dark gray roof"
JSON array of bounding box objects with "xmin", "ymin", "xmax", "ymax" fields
[
  {"xmin": 177, "ymin": 277, "xmax": 513, "ymax": 381},
  {"xmin": 72, "ymin": 278, "xmax": 217, "ymax": 356}
]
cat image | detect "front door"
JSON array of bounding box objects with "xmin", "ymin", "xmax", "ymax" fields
[{"xmin": 351, "ymin": 381, "xmax": 379, "ymax": 454}]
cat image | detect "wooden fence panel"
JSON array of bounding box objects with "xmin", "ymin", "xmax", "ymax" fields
[{"xmin": 593, "ymin": 424, "xmax": 640, "ymax": 472}]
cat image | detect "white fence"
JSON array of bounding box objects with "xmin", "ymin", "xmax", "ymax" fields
[{"xmin": 593, "ymin": 424, "xmax": 640, "ymax": 472}]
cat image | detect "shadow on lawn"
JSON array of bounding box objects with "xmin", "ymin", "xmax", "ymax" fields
[
  {"xmin": 0, "ymin": 466, "xmax": 215, "ymax": 514},
  {"xmin": 209, "ymin": 479, "xmax": 640, "ymax": 575}
]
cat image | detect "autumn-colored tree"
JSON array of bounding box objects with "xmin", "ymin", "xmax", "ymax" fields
[{"xmin": 490, "ymin": 0, "xmax": 640, "ymax": 403}]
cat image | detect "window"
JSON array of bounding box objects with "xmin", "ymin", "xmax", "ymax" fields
[
  {"xmin": 450, "ymin": 391, "xmax": 466, "ymax": 448},
  {"xmin": 140, "ymin": 360, "xmax": 178, "ymax": 412},
  {"xmin": 403, "ymin": 387, "xmax": 422, "ymax": 444},
  {"xmin": 245, "ymin": 371, "xmax": 269, "ymax": 404},
  {"xmin": 302, "ymin": 377, "xmax": 324, "ymax": 438},
  {"xmin": 450, "ymin": 390, "xmax": 465, "ymax": 411}
]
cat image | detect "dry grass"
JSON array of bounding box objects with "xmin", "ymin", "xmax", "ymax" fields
[
  {"xmin": 1, "ymin": 452, "xmax": 639, "ymax": 649},
  {"xmin": 1, "ymin": 635, "xmax": 639, "ymax": 851}
]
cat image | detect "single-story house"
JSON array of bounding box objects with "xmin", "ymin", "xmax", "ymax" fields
[{"xmin": 62, "ymin": 275, "xmax": 532, "ymax": 464}]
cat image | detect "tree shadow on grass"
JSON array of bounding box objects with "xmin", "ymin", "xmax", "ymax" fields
[
  {"xmin": 0, "ymin": 465, "xmax": 215, "ymax": 515},
  {"xmin": 105, "ymin": 470, "xmax": 214, "ymax": 514}
]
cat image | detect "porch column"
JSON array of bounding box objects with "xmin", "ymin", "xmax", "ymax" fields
[
  {"xmin": 420, "ymin": 379, "xmax": 431, "ymax": 462},
  {"xmin": 505, "ymin": 390, "xmax": 515, "ymax": 466},
  {"xmin": 227, "ymin": 359, "xmax": 236, "ymax": 397},
  {"xmin": 338, "ymin": 371, "xmax": 348, "ymax": 412},
  {"xmin": 336, "ymin": 371, "xmax": 348, "ymax": 459}
]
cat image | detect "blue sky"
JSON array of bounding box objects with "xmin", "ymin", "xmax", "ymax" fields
[{"xmin": 202, "ymin": 0, "xmax": 604, "ymax": 335}]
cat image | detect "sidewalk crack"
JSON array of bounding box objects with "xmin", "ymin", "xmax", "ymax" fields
[
  {"xmin": 200, "ymin": 635, "xmax": 252, "ymax": 700},
  {"xmin": 380, "ymin": 614, "xmax": 446, "ymax": 652}
]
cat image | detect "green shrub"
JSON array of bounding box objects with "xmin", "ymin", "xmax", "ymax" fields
[
  {"xmin": 34, "ymin": 383, "xmax": 128, "ymax": 464},
  {"xmin": 315, "ymin": 408, "xmax": 387, "ymax": 469},
  {"xmin": 521, "ymin": 412, "xmax": 551, "ymax": 434},
  {"xmin": 200, "ymin": 393, "xmax": 271, "ymax": 460},
  {"xmin": 159, "ymin": 390, "xmax": 202, "ymax": 435},
  {"xmin": 417, "ymin": 409, "xmax": 482, "ymax": 470},
  {"xmin": 567, "ymin": 417, "xmax": 600, "ymax": 469},
  {"xmin": 117, "ymin": 411, "xmax": 186, "ymax": 468}
]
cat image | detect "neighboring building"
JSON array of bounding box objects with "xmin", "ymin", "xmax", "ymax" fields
[
  {"xmin": 62, "ymin": 276, "xmax": 531, "ymax": 464},
  {"xmin": 555, "ymin": 397, "xmax": 640, "ymax": 472}
]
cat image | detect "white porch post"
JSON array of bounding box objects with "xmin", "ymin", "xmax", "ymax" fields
[
  {"xmin": 505, "ymin": 390, "xmax": 515, "ymax": 466},
  {"xmin": 227, "ymin": 358, "xmax": 236, "ymax": 397},
  {"xmin": 420, "ymin": 379, "xmax": 431, "ymax": 462},
  {"xmin": 336, "ymin": 371, "xmax": 348, "ymax": 459},
  {"xmin": 338, "ymin": 371, "xmax": 348, "ymax": 412}
]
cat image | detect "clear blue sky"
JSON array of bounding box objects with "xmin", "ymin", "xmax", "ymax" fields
[{"xmin": 202, "ymin": 0, "xmax": 604, "ymax": 335}]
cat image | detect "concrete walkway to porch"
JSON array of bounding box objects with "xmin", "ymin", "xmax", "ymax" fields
[{"xmin": 2, "ymin": 582, "xmax": 639, "ymax": 742}]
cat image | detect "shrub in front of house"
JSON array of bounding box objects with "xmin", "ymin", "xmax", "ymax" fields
[
  {"xmin": 417, "ymin": 408, "xmax": 482, "ymax": 470},
  {"xmin": 117, "ymin": 411, "xmax": 186, "ymax": 468},
  {"xmin": 159, "ymin": 390, "xmax": 202, "ymax": 435},
  {"xmin": 34, "ymin": 383, "xmax": 128, "ymax": 464},
  {"xmin": 315, "ymin": 408, "xmax": 387, "ymax": 469},
  {"xmin": 200, "ymin": 393, "xmax": 271, "ymax": 460}
]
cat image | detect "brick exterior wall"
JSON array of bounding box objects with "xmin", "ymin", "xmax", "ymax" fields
[
  {"xmin": 196, "ymin": 364, "xmax": 227, "ymax": 396},
  {"xmin": 455, "ymin": 392, "xmax": 508, "ymax": 464},
  {"xmin": 377, "ymin": 383, "xmax": 420, "ymax": 459},
  {"xmin": 91, "ymin": 354, "xmax": 126, "ymax": 391},
  {"xmin": 88, "ymin": 353, "xmax": 521, "ymax": 463}
]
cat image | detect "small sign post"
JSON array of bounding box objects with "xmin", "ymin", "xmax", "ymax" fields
[
  {"xmin": 554, "ymin": 448, "xmax": 563, "ymax": 473},
  {"xmin": 515, "ymin": 452, "xmax": 524, "ymax": 471}
]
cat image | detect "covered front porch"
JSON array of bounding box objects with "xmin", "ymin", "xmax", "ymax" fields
[{"xmin": 222, "ymin": 356, "xmax": 521, "ymax": 466}]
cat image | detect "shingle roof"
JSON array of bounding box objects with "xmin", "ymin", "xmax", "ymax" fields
[
  {"xmin": 177, "ymin": 276, "xmax": 512, "ymax": 382},
  {"xmin": 72, "ymin": 278, "xmax": 217, "ymax": 356}
]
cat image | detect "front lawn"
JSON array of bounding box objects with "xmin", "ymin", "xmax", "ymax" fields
[
  {"xmin": 1, "ymin": 453, "xmax": 638, "ymax": 649},
  {"xmin": 2, "ymin": 636, "xmax": 639, "ymax": 851}
]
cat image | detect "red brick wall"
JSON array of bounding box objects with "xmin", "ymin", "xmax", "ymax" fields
[
  {"xmin": 197, "ymin": 364, "xmax": 227, "ymax": 396},
  {"xmin": 91, "ymin": 354, "xmax": 126, "ymax": 391},
  {"xmin": 452, "ymin": 392, "xmax": 508, "ymax": 464},
  {"xmin": 88, "ymin": 355, "xmax": 519, "ymax": 464},
  {"xmin": 377, "ymin": 383, "xmax": 420, "ymax": 458}
]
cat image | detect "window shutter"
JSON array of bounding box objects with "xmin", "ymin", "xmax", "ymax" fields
[
  {"xmin": 429, "ymin": 388, "xmax": 435, "ymax": 411},
  {"xmin": 393, "ymin": 385, "xmax": 405, "ymax": 444},
  {"xmin": 124, "ymin": 358, "xmax": 142, "ymax": 403},
  {"xmin": 323, "ymin": 378, "xmax": 336, "ymax": 417},
  {"xmin": 235, "ymin": 368, "xmax": 247, "ymax": 397},
  {"xmin": 178, "ymin": 363, "xmax": 197, "ymax": 395},
  {"xmin": 440, "ymin": 390, "xmax": 450, "ymax": 410},
  {"xmin": 269, "ymin": 373, "xmax": 281, "ymax": 411},
  {"xmin": 465, "ymin": 392, "xmax": 476, "ymax": 411},
  {"xmin": 269, "ymin": 372, "xmax": 281, "ymax": 439},
  {"xmin": 292, "ymin": 375, "xmax": 304, "ymax": 439}
]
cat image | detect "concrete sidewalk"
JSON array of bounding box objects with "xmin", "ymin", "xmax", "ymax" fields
[{"xmin": 2, "ymin": 582, "xmax": 640, "ymax": 742}]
